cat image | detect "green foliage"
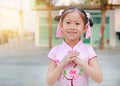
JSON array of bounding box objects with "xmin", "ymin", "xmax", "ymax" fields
[
  {"xmin": 103, "ymin": 0, "xmax": 108, "ymax": 3},
  {"xmin": 35, "ymin": 0, "xmax": 50, "ymax": 5},
  {"xmin": 85, "ymin": 0, "xmax": 100, "ymax": 5},
  {"xmin": 64, "ymin": 70, "xmax": 67, "ymax": 75},
  {"xmin": 35, "ymin": 0, "xmax": 41, "ymax": 5},
  {"xmin": 35, "ymin": 0, "xmax": 54, "ymax": 7},
  {"xmin": 101, "ymin": 0, "xmax": 109, "ymax": 5}
]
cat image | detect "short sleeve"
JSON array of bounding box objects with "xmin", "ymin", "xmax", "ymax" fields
[
  {"xmin": 48, "ymin": 47, "xmax": 57, "ymax": 62},
  {"xmin": 88, "ymin": 46, "xmax": 97, "ymax": 60}
]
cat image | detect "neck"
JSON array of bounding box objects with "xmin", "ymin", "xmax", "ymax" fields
[{"xmin": 64, "ymin": 39, "xmax": 80, "ymax": 48}]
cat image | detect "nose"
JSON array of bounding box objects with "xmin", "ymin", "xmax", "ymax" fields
[{"xmin": 69, "ymin": 23, "xmax": 75, "ymax": 30}]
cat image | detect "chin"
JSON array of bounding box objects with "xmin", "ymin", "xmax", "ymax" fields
[{"xmin": 68, "ymin": 37, "xmax": 77, "ymax": 41}]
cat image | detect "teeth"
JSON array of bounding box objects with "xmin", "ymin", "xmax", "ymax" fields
[
  {"xmin": 68, "ymin": 31, "xmax": 76, "ymax": 33},
  {"xmin": 68, "ymin": 32, "xmax": 77, "ymax": 35},
  {"xmin": 68, "ymin": 32, "xmax": 76, "ymax": 34}
]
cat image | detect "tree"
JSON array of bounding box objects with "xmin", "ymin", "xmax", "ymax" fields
[
  {"xmin": 85, "ymin": 0, "xmax": 120, "ymax": 49},
  {"xmin": 99, "ymin": 0, "xmax": 108, "ymax": 49},
  {"xmin": 97, "ymin": 0, "xmax": 120, "ymax": 49}
]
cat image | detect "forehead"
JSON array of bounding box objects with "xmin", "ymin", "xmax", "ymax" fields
[{"xmin": 64, "ymin": 11, "xmax": 84, "ymax": 21}]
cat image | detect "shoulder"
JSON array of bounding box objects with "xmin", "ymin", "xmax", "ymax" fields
[
  {"xmin": 48, "ymin": 44, "xmax": 63, "ymax": 61},
  {"xmin": 82, "ymin": 44, "xmax": 97, "ymax": 58},
  {"xmin": 81, "ymin": 43, "xmax": 93, "ymax": 50},
  {"xmin": 81, "ymin": 43, "xmax": 96, "ymax": 54},
  {"xmin": 50, "ymin": 44, "xmax": 63, "ymax": 52}
]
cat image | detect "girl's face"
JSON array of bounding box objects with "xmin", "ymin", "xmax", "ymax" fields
[{"xmin": 61, "ymin": 11, "xmax": 86, "ymax": 41}]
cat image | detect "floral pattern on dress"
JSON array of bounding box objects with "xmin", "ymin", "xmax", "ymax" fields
[
  {"xmin": 63, "ymin": 68, "xmax": 83, "ymax": 80},
  {"xmin": 63, "ymin": 65, "xmax": 83, "ymax": 86}
]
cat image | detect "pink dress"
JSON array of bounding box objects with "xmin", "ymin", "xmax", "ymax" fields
[{"xmin": 48, "ymin": 40, "xmax": 97, "ymax": 86}]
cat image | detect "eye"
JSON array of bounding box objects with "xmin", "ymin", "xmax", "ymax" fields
[
  {"xmin": 66, "ymin": 21, "xmax": 71, "ymax": 24},
  {"xmin": 75, "ymin": 23, "xmax": 80, "ymax": 25}
]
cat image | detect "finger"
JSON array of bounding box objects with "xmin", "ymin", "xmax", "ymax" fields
[
  {"xmin": 69, "ymin": 61, "xmax": 74, "ymax": 64},
  {"xmin": 73, "ymin": 50, "xmax": 79, "ymax": 53},
  {"xmin": 69, "ymin": 52, "xmax": 79, "ymax": 58},
  {"xmin": 69, "ymin": 52, "xmax": 79, "ymax": 56},
  {"xmin": 69, "ymin": 57, "xmax": 77, "ymax": 63},
  {"xmin": 71, "ymin": 56, "xmax": 77, "ymax": 61}
]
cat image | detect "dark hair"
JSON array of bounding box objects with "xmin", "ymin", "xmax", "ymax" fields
[{"xmin": 54, "ymin": 7, "xmax": 94, "ymax": 27}]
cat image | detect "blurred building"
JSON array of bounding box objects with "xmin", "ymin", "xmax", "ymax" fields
[{"xmin": 30, "ymin": 0, "xmax": 120, "ymax": 48}]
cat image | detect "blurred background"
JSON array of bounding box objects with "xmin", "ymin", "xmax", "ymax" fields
[{"xmin": 0, "ymin": 0, "xmax": 120, "ymax": 86}]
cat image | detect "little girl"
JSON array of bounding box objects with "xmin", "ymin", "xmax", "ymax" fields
[{"xmin": 47, "ymin": 7, "xmax": 103, "ymax": 86}]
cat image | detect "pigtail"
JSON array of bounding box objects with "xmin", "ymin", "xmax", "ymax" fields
[
  {"xmin": 89, "ymin": 19, "xmax": 94, "ymax": 27},
  {"xmin": 54, "ymin": 15, "xmax": 61, "ymax": 21},
  {"xmin": 54, "ymin": 9, "xmax": 64, "ymax": 22},
  {"xmin": 55, "ymin": 9, "xmax": 64, "ymax": 38},
  {"xmin": 86, "ymin": 12, "xmax": 94, "ymax": 27},
  {"xmin": 85, "ymin": 12, "xmax": 93, "ymax": 39}
]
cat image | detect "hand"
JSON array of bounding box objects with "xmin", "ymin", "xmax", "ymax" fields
[
  {"xmin": 73, "ymin": 56, "xmax": 83, "ymax": 65},
  {"xmin": 60, "ymin": 52, "xmax": 79, "ymax": 67}
]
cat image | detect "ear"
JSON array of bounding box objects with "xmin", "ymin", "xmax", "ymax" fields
[{"xmin": 83, "ymin": 24, "xmax": 88, "ymax": 32}]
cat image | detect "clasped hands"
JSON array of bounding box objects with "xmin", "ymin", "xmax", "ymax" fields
[{"xmin": 60, "ymin": 51, "xmax": 82, "ymax": 67}]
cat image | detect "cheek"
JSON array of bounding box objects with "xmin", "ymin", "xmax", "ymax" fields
[
  {"xmin": 79, "ymin": 25, "xmax": 86, "ymax": 31},
  {"xmin": 62, "ymin": 24, "xmax": 69, "ymax": 29},
  {"xmin": 61, "ymin": 29, "xmax": 66, "ymax": 34},
  {"xmin": 61, "ymin": 25, "xmax": 68, "ymax": 32},
  {"xmin": 77, "ymin": 26, "xmax": 84, "ymax": 30}
]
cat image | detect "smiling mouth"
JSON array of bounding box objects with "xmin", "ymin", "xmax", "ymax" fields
[{"xmin": 68, "ymin": 32, "xmax": 77, "ymax": 35}]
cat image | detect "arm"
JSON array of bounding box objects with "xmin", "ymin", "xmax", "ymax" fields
[
  {"xmin": 47, "ymin": 60, "xmax": 64, "ymax": 86},
  {"xmin": 75, "ymin": 57, "xmax": 103, "ymax": 83}
]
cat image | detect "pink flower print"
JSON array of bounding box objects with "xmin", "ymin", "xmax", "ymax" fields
[
  {"xmin": 69, "ymin": 70, "xmax": 77, "ymax": 79},
  {"xmin": 69, "ymin": 70, "xmax": 77, "ymax": 75},
  {"xmin": 72, "ymin": 74, "xmax": 80, "ymax": 80}
]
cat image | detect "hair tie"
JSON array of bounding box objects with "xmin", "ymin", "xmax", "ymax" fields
[
  {"xmin": 58, "ymin": 9, "xmax": 64, "ymax": 16},
  {"xmin": 85, "ymin": 12, "xmax": 92, "ymax": 39},
  {"xmin": 86, "ymin": 12, "xmax": 90, "ymax": 19},
  {"xmin": 56, "ymin": 9, "xmax": 64, "ymax": 38}
]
